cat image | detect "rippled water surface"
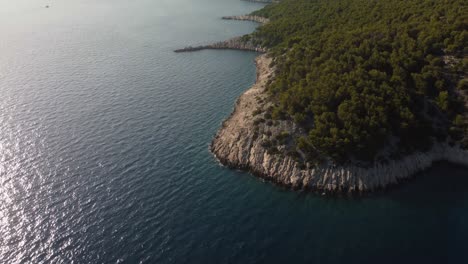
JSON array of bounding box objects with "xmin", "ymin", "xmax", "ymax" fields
[{"xmin": 1, "ymin": 0, "xmax": 468, "ymax": 263}]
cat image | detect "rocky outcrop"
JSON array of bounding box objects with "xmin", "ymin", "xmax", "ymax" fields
[
  {"xmin": 210, "ymin": 54, "xmax": 468, "ymax": 193},
  {"xmin": 222, "ymin": 15, "xmax": 270, "ymax": 24},
  {"xmin": 242, "ymin": 0, "xmax": 279, "ymax": 3},
  {"xmin": 174, "ymin": 36, "xmax": 266, "ymax": 53},
  {"xmin": 175, "ymin": 12, "xmax": 268, "ymax": 53}
]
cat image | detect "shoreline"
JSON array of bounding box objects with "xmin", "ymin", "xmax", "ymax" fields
[
  {"xmin": 221, "ymin": 15, "xmax": 269, "ymax": 24},
  {"xmin": 210, "ymin": 54, "xmax": 468, "ymax": 194},
  {"xmin": 174, "ymin": 36, "xmax": 266, "ymax": 53},
  {"xmin": 174, "ymin": 13, "xmax": 268, "ymax": 53},
  {"xmin": 242, "ymin": 0, "xmax": 279, "ymax": 3}
]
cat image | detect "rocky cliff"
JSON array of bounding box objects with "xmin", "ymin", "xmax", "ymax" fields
[{"xmin": 210, "ymin": 54, "xmax": 468, "ymax": 193}]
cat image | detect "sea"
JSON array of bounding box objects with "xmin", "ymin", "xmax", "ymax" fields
[{"xmin": 1, "ymin": 0, "xmax": 468, "ymax": 263}]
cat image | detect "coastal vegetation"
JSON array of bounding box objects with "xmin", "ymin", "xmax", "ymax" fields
[{"xmin": 247, "ymin": 0, "xmax": 467, "ymax": 163}]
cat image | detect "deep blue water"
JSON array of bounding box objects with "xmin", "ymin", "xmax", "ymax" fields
[{"xmin": 1, "ymin": 0, "xmax": 468, "ymax": 263}]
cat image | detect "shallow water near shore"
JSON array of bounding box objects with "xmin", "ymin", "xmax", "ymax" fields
[{"xmin": 1, "ymin": 0, "xmax": 468, "ymax": 263}]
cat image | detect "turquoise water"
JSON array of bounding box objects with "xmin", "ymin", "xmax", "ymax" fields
[{"xmin": 1, "ymin": 0, "xmax": 467, "ymax": 263}]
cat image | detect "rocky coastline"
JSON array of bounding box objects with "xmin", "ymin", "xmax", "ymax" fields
[
  {"xmin": 222, "ymin": 15, "xmax": 270, "ymax": 24},
  {"xmin": 174, "ymin": 36, "xmax": 266, "ymax": 53},
  {"xmin": 210, "ymin": 54, "xmax": 468, "ymax": 194},
  {"xmin": 242, "ymin": 0, "xmax": 279, "ymax": 3}
]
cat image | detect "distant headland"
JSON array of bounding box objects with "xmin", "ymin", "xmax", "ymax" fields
[{"xmin": 174, "ymin": 15, "xmax": 268, "ymax": 53}]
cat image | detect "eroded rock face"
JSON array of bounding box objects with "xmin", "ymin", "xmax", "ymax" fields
[{"xmin": 211, "ymin": 54, "xmax": 468, "ymax": 193}]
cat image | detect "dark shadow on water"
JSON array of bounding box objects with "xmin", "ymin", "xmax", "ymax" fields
[
  {"xmin": 290, "ymin": 161, "xmax": 468, "ymax": 202},
  {"xmin": 215, "ymin": 151, "xmax": 468, "ymax": 263},
  {"xmin": 373, "ymin": 161, "xmax": 468, "ymax": 202},
  {"xmin": 256, "ymin": 162, "xmax": 468, "ymax": 264}
]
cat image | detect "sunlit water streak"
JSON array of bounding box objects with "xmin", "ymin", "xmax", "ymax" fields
[{"xmin": 0, "ymin": 0, "xmax": 468, "ymax": 263}]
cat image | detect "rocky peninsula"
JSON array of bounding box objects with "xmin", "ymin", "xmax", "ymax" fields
[
  {"xmin": 210, "ymin": 54, "xmax": 468, "ymax": 193},
  {"xmin": 243, "ymin": 0, "xmax": 279, "ymax": 3},
  {"xmin": 174, "ymin": 36, "xmax": 266, "ymax": 53},
  {"xmin": 176, "ymin": 0, "xmax": 468, "ymax": 194},
  {"xmin": 222, "ymin": 15, "xmax": 270, "ymax": 24}
]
